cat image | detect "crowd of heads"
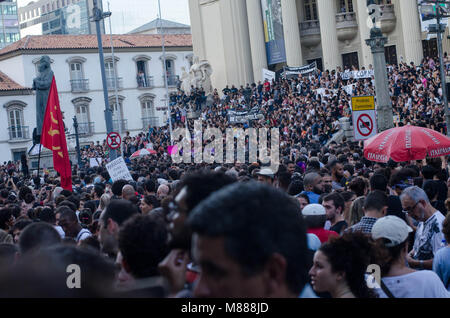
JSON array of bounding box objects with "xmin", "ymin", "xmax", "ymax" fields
[{"xmin": 0, "ymin": 56, "xmax": 450, "ymax": 297}]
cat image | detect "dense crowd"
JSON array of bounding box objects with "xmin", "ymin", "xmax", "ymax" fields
[{"xmin": 0, "ymin": 56, "xmax": 450, "ymax": 298}]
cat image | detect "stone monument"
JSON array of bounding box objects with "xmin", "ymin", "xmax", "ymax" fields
[
  {"xmin": 180, "ymin": 56, "xmax": 213, "ymax": 96},
  {"xmin": 32, "ymin": 56, "xmax": 54, "ymax": 142}
]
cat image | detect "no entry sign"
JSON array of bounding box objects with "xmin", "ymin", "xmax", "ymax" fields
[
  {"xmin": 351, "ymin": 96, "xmax": 377, "ymax": 141},
  {"xmin": 107, "ymin": 132, "xmax": 121, "ymax": 150}
]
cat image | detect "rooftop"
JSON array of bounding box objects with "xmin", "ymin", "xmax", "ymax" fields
[
  {"xmin": 128, "ymin": 18, "xmax": 191, "ymax": 34},
  {"xmin": 0, "ymin": 71, "xmax": 30, "ymax": 91},
  {"xmin": 0, "ymin": 34, "xmax": 192, "ymax": 57}
]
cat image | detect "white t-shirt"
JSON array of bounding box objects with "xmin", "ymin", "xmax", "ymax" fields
[
  {"xmin": 54, "ymin": 225, "xmax": 65, "ymax": 239},
  {"xmin": 375, "ymin": 270, "xmax": 450, "ymax": 298},
  {"xmin": 413, "ymin": 211, "xmax": 445, "ymax": 261},
  {"xmin": 76, "ymin": 228, "xmax": 92, "ymax": 242}
]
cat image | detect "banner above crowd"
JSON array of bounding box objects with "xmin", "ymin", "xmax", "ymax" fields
[
  {"xmin": 228, "ymin": 110, "xmax": 264, "ymax": 124},
  {"xmin": 261, "ymin": 0, "xmax": 287, "ymax": 65},
  {"xmin": 340, "ymin": 69, "xmax": 374, "ymax": 80},
  {"xmin": 283, "ymin": 62, "xmax": 317, "ymax": 78},
  {"xmin": 418, "ymin": 1, "xmax": 448, "ymax": 39}
]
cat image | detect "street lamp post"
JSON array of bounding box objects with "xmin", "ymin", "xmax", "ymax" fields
[
  {"xmin": 422, "ymin": 0, "xmax": 450, "ymax": 136},
  {"xmin": 92, "ymin": 0, "xmax": 117, "ymax": 160},
  {"xmin": 365, "ymin": 0, "xmax": 394, "ymax": 132}
]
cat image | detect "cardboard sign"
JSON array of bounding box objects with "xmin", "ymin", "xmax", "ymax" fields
[
  {"xmin": 89, "ymin": 158, "xmax": 102, "ymax": 167},
  {"xmin": 105, "ymin": 157, "xmax": 133, "ymax": 182}
]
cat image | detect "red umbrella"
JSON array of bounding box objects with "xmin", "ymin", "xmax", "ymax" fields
[
  {"xmin": 130, "ymin": 148, "xmax": 157, "ymax": 158},
  {"xmin": 364, "ymin": 125, "xmax": 450, "ymax": 163}
]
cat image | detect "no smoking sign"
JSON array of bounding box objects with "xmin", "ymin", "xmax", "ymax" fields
[
  {"xmin": 107, "ymin": 132, "xmax": 122, "ymax": 150},
  {"xmin": 352, "ymin": 110, "xmax": 377, "ymax": 141}
]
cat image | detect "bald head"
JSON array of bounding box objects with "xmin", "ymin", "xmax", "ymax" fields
[
  {"xmin": 122, "ymin": 185, "xmax": 135, "ymax": 200},
  {"xmin": 157, "ymin": 184, "xmax": 169, "ymax": 200}
]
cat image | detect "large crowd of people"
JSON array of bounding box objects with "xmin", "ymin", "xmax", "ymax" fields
[{"xmin": 0, "ymin": 56, "xmax": 450, "ymax": 298}]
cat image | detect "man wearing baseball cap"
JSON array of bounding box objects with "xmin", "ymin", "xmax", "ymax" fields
[
  {"xmin": 257, "ymin": 168, "xmax": 275, "ymax": 186},
  {"xmin": 371, "ymin": 216, "xmax": 449, "ymax": 298},
  {"xmin": 302, "ymin": 204, "xmax": 338, "ymax": 243}
]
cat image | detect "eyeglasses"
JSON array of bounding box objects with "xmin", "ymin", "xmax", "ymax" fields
[{"xmin": 403, "ymin": 201, "xmax": 419, "ymax": 215}]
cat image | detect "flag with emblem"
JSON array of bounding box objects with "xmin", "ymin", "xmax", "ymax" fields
[{"xmin": 40, "ymin": 76, "xmax": 72, "ymax": 191}]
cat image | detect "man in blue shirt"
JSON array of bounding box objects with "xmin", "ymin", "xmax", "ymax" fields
[{"xmin": 301, "ymin": 172, "xmax": 323, "ymax": 204}]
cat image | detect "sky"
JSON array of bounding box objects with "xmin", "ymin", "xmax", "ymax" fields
[
  {"xmin": 17, "ymin": 0, "xmax": 191, "ymax": 34},
  {"xmin": 102, "ymin": 0, "xmax": 191, "ymax": 34}
]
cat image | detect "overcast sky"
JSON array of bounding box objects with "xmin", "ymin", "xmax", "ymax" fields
[{"xmin": 17, "ymin": 0, "xmax": 191, "ymax": 34}]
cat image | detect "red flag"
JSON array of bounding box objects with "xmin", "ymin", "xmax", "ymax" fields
[{"xmin": 40, "ymin": 77, "xmax": 72, "ymax": 191}]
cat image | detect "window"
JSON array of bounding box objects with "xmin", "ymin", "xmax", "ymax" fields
[
  {"xmin": 105, "ymin": 61, "xmax": 117, "ymax": 79},
  {"xmin": 342, "ymin": 52, "xmax": 359, "ymax": 70},
  {"xmin": 140, "ymin": 94, "xmax": 157, "ymax": 128},
  {"xmin": 72, "ymin": 97, "xmax": 92, "ymax": 134},
  {"xmin": 70, "ymin": 63, "xmax": 83, "ymax": 79},
  {"xmin": 142, "ymin": 100, "xmax": 155, "ymax": 118},
  {"xmin": 338, "ymin": 0, "xmax": 353, "ymax": 13},
  {"xmin": 5, "ymin": 101, "xmax": 28, "ymax": 140},
  {"xmin": 109, "ymin": 96, "xmax": 126, "ymax": 131},
  {"xmin": 50, "ymin": 19, "xmax": 60, "ymax": 29},
  {"xmin": 385, "ymin": 45, "xmax": 398, "ymax": 66},
  {"xmin": 304, "ymin": 0, "xmax": 318, "ymax": 21}
]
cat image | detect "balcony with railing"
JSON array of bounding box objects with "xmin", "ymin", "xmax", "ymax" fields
[
  {"xmin": 70, "ymin": 79, "xmax": 89, "ymax": 93},
  {"xmin": 164, "ymin": 75, "xmax": 179, "ymax": 87},
  {"xmin": 379, "ymin": 4, "xmax": 396, "ymax": 34},
  {"xmin": 137, "ymin": 76, "xmax": 154, "ymax": 89},
  {"xmin": 107, "ymin": 77, "xmax": 123, "ymax": 90},
  {"xmin": 142, "ymin": 117, "xmax": 159, "ymax": 129},
  {"xmin": 299, "ymin": 20, "xmax": 321, "ymax": 47},
  {"xmin": 336, "ymin": 12, "xmax": 358, "ymax": 42},
  {"xmin": 77, "ymin": 122, "xmax": 95, "ymax": 136},
  {"xmin": 8, "ymin": 126, "xmax": 30, "ymax": 142},
  {"xmin": 113, "ymin": 119, "xmax": 128, "ymax": 132}
]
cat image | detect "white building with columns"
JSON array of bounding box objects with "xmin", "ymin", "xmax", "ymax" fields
[
  {"xmin": 0, "ymin": 33, "xmax": 192, "ymax": 163},
  {"xmin": 189, "ymin": 0, "xmax": 450, "ymax": 90}
]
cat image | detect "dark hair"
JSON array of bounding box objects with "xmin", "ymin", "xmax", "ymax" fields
[
  {"xmin": 111, "ymin": 180, "xmax": 128, "ymax": 196},
  {"xmin": 0, "ymin": 208, "xmax": 12, "ymax": 230},
  {"xmin": 423, "ymin": 180, "xmax": 438, "ymax": 201},
  {"xmin": 319, "ymin": 232, "xmax": 378, "ymax": 298},
  {"xmin": 144, "ymin": 179, "xmax": 156, "ymax": 193},
  {"xmin": 101, "ymin": 199, "xmax": 138, "ymax": 227},
  {"xmin": 11, "ymin": 219, "xmax": 33, "ymax": 233},
  {"xmin": 18, "ymin": 222, "xmax": 61, "ymax": 254},
  {"xmin": 288, "ymin": 180, "xmax": 304, "ymax": 196},
  {"xmin": 79, "ymin": 209, "xmax": 92, "ymax": 226},
  {"xmin": 322, "ymin": 192, "xmax": 345, "ymax": 214},
  {"xmin": 143, "ymin": 195, "xmax": 159, "ymax": 208},
  {"xmin": 180, "ymin": 170, "xmax": 236, "ymax": 214},
  {"xmin": 421, "ymin": 165, "xmax": 437, "ymax": 180},
  {"xmin": 364, "ymin": 190, "xmax": 388, "ymax": 213},
  {"xmin": 370, "ymin": 174, "xmax": 388, "ymax": 192},
  {"xmin": 189, "ymin": 182, "xmax": 309, "ymax": 295},
  {"xmin": 93, "ymin": 185, "xmax": 104, "ymax": 199},
  {"xmin": 341, "ymin": 191, "xmax": 356, "ymax": 202},
  {"xmin": 349, "ymin": 177, "xmax": 367, "ymax": 197},
  {"xmin": 83, "ymin": 200, "xmax": 97, "ymax": 214},
  {"xmin": 38, "ymin": 207, "xmax": 56, "ymax": 224},
  {"xmin": 58, "ymin": 200, "xmax": 77, "ymax": 212},
  {"xmin": 118, "ymin": 214, "xmax": 168, "ymax": 278}
]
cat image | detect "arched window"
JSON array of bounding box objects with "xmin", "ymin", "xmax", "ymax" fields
[
  {"xmin": 104, "ymin": 56, "xmax": 121, "ymax": 90},
  {"xmin": 67, "ymin": 56, "xmax": 88, "ymax": 92},
  {"xmin": 133, "ymin": 55, "xmax": 152, "ymax": 88},
  {"xmin": 139, "ymin": 94, "xmax": 157, "ymax": 128},
  {"xmin": 4, "ymin": 101, "xmax": 28, "ymax": 141},
  {"xmin": 109, "ymin": 95, "xmax": 126, "ymax": 132},
  {"xmin": 72, "ymin": 97, "xmax": 93, "ymax": 135},
  {"xmin": 304, "ymin": 0, "xmax": 318, "ymax": 21},
  {"xmin": 160, "ymin": 54, "xmax": 178, "ymax": 86}
]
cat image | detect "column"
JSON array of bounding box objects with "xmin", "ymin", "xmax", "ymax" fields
[
  {"xmin": 355, "ymin": 0, "xmax": 373, "ymax": 68},
  {"xmin": 281, "ymin": 0, "xmax": 303, "ymax": 67},
  {"xmin": 398, "ymin": 0, "xmax": 423, "ymax": 65},
  {"xmin": 246, "ymin": 0, "xmax": 268, "ymax": 82},
  {"xmin": 317, "ymin": 0, "xmax": 341, "ymax": 70},
  {"xmin": 188, "ymin": 0, "xmax": 206, "ymax": 60}
]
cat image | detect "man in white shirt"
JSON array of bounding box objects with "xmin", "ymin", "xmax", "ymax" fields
[{"xmin": 400, "ymin": 186, "xmax": 446, "ymax": 270}]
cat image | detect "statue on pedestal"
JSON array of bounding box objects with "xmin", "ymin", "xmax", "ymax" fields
[
  {"xmin": 32, "ymin": 56, "xmax": 54, "ymax": 143},
  {"xmin": 180, "ymin": 56, "xmax": 213, "ymax": 96}
]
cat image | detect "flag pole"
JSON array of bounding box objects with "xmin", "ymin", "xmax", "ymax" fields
[{"xmin": 37, "ymin": 144, "xmax": 42, "ymax": 177}]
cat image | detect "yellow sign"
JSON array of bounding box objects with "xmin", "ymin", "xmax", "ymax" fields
[{"xmin": 352, "ymin": 96, "xmax": 375, "ymax": 111}]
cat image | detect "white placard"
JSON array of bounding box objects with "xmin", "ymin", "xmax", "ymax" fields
[
  {"xmin": 106, "ymin": 157, "xmax": 133, "ymax": 182},
  {"xmin": 89, "ymin": 158, "xmax": 102, "ymax": 167},
  {"xmin": 262, "ymin": 68, "xmax": 276, "ymax": 82}
]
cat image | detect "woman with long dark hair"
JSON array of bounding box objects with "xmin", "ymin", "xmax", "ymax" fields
[{"xmin": 309, "ymin": 232, "xmax": 378, "ymax": 298}]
